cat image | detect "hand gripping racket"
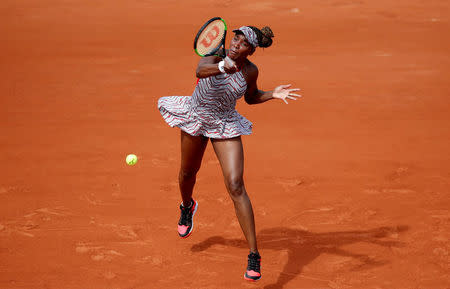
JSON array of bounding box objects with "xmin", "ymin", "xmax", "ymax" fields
[{"xmin": 194, "ymin": 17, "xmax": 227, "ymax": 58}]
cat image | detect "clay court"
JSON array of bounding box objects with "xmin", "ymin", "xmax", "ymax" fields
[{"xmin": 1, "ymin": 0, "xmax": 449, "ymax": 288}]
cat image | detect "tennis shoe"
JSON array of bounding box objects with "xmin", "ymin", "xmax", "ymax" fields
[
  {"xmin": 244, "ymin": 251, "xmax": 261, "ymax": 281},
  {"xmin": 177, "ymin": 199, "xmax": 198, "ymax": 238}
]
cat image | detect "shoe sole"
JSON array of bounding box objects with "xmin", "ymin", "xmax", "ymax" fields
[
  {"xmin": 179, "ymin": 201, "xmax": 198, "ymax": 238},
  {"xmin": 244, "ymin": 274, "xmax": 261, "ymax": 282}
]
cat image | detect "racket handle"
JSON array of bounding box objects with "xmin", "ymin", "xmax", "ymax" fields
[{"xmin": 220, "ymin": 47, "xmax": 226, "ymax": 58}]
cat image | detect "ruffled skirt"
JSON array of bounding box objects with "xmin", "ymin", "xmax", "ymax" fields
[{"xmin": 158, "ymin": 95, "xmax": 252, "ymax": 139}]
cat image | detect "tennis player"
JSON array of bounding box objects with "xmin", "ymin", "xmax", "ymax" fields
[{"xmin": 158, "ymin": 25, "xmax": 301, "ymax": 281}]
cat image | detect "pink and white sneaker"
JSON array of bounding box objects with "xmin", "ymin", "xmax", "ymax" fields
[
  {"xmin": 177, "ymin": 199, "xmax": 198, "ymax": 238},
  {"xmin": 244, "ymin": 252, "xmax": 261, "ymax": 281}
]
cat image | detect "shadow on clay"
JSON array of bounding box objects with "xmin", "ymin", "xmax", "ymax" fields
[{"xmin": 191, "ymin": 225, "xmax": 409, "ymax": 289}]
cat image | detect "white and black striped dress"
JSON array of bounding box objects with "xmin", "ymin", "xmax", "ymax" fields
[{"xmin": 158, "ymin": 70, "xmax": 252, "ymax": 139}]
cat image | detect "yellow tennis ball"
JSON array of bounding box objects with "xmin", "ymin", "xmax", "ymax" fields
[{"xmin": 126, "ymin": 154, "xmax": 137, "ymax": 166}]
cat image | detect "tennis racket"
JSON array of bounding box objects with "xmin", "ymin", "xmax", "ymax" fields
[{"xmin": 194, "ymin": 17, "xmax": 227, "ymax": 58}]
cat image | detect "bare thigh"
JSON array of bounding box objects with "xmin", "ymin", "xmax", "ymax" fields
[
  {"xmin": 180, "ymin": 130, "xmax": 208, "ymax": 174},
  {"xmin": 210, "ymin": 136, "xmax": 245, "ymax": 193}
]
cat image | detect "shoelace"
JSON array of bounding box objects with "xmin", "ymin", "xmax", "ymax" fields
[
  {"xmin": 247, "ymin": 253, "xmax": 261, "ymax": 271},
  {"xmin": 179, "ymin": 205, "xmax": 192, "ymax": 225}
]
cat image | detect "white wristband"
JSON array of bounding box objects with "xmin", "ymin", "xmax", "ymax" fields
[{"xmin": 218, "ymin": 60, "xmax": 225, "ymax": 73}]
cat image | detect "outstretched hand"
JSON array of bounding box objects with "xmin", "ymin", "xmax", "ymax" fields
[{"xmin": 272, "ymin": 84, "xmax": 301, "ymax": 104}]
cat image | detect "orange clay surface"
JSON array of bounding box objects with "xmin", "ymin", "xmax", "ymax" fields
[{"xmin": 1, "ymin": 0, "xmax": 450, "ymax": 288}]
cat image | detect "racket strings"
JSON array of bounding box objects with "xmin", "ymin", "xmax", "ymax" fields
[{"xmin": 195, "ymin": 20, "xmax": 226, "ymax": 56}]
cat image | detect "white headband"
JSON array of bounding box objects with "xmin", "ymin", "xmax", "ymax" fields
[{"xmin": 233, "ymin": 26, "xmax": 258, "ymax": 48}]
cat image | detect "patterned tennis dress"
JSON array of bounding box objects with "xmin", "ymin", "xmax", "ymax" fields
[{"xmin": 158, "ymin": 70, "xmax": 252, "ymax": 139}]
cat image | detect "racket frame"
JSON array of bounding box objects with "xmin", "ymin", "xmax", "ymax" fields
[{"xmin": 194, "ymin": 17, "xmax": 227, "ymax": 58}]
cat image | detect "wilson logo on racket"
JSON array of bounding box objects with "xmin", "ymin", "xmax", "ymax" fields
[{"xmin": 200, "ymin": 26, "xmax": 220, "ymax": 48}]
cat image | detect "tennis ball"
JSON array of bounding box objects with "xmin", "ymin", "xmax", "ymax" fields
[{"xmin": 126, "ymin": 154, "xmax": 138, "ymax": 166}]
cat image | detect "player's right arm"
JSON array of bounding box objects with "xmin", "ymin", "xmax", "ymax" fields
[
  {"xmin": 195, "ymin": 56, "xmax": 222, "ymax": 78},
  {"xmin": 196, "ymin": 53, "xmax": 238, "ymax": 78}
]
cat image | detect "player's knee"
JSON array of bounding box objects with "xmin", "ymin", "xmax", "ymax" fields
[
  {"xmin": 226, "ymin": 177, "xmax": 245, "ymax": 198},
  {"xmin": 179, "ymin": 168, "xmax": 198, "ymax": 181}
]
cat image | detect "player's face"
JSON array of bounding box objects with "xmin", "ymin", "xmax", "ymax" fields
[{"xmin": 228, "ymin": 33, "xmax": 255, "ymax": 61}]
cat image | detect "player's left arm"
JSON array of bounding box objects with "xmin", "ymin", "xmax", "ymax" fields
[{"xmin": 244, "ymin": 64, "xmax": 301, "ymax": 105}]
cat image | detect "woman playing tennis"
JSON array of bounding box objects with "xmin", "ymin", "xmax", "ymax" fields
[{"xmin": 158, "ymin": 24, "xmax": 301, "ymax": 281}]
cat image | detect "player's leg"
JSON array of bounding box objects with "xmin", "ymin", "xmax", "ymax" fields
[
  {"xmin": 210, "ymin": 137, "xmax": 257, "ymax": 251},
  {"xmin": 211, "ymin": 136, "xmax": 261, "ymax": 280},
  {"xmin": 179, "ymin": 130, "xmax": 208, "ymax": 205},
  {"xmin": 177, "ymin": 129, "xmax": 208, "ymax": 238}
]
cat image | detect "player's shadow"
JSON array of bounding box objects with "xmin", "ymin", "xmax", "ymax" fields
[{"xmin": 191, "ymin": 225, "xmax": 409, "ymax": 289}]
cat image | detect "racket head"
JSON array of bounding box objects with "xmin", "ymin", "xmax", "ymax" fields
[{"xmin": 194, "ymin": 17, "xmax": 227, "ymax": 57}]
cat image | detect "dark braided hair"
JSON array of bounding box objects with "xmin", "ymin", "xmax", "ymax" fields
[{"xmin": 248, "ymin": 26, "xmax": 275, "ymax": 48}]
